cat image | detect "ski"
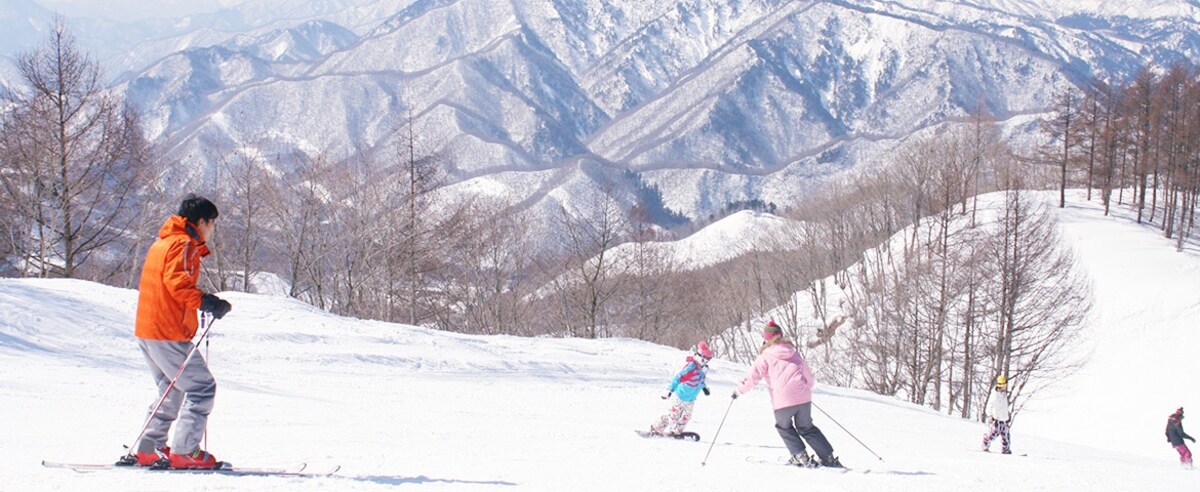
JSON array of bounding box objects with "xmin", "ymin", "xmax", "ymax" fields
[
  {"xmin": 635, "ymin": 430, "xmax": 701, "ymax": 442},
  {"xmin": 744, "ymin": 456, "xmax": 862, "ymax": 474},
  {"xmin": 973, "ymin": 449, "xmax": 1028, "ymax": 457},
  {"xmin": 41, "ymin": 460, "xmax": 340, "ymax": 477}
]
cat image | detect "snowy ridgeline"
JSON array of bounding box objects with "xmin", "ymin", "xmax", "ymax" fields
[
  {"xmin": 0, "ymin": 272, "xmax": 1196, "ymax": 490},
  {"xmin": 30, "ymin": 0, "xmax": 1186, "ymax": 228}
]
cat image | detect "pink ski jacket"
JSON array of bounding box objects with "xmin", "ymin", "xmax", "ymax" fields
[{"xmin": 736, "ymin": 342, "xmax": 815, "ymax": 409}]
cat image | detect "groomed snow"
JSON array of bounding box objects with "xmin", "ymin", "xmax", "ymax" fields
[
  {"xmin": 1019, "ymin": 191, "xmax": 1200, "ymax": 461},
  {"xmin": 1, "ymin": 189, "xmax": 1198, "ymax": 490}
]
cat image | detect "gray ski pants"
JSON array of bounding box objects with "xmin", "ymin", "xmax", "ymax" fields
[
  {"xmin": 773, "ymin": 402, "xmax": 835, "ymax": 461},
  {"xmin": 136, "ymin": 338, "xmax": 216, "ymax": 455}
]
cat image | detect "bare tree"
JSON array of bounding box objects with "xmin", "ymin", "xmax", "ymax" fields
[
  {"xmin": 614, "ymin": 209, "xmax": 687, "ymax": 343},
  {"xmin": 962, "ymin": 109, "xmax": 1004, "ymax": 225},
  {"xmin": 549, "ymin": 187, "xmax": 631, "ymax": 338},
  {"xmin": 327, "ymin": 153, "xmax": 394, "ymax": 319},
  {"xmin": 1098, "ymin": 81, "xmax": 1127, "ymax": 216},
  {"xmin": 1078, "ymin": 85, "xmax": 1104, "ymax": 201},
  {"xmin": 1177, "ymin": 73, "xmax": 1200, "ymax": 250},
  {"xmin": 1128, "ymin": 69, "xmax": 1158, "ymax": 224},
  {"xmin": 837, "ymin": 132, "xmax": 976, "ymax": 407},
  {"xmin": 985, "ymin": 160, "xmax": 1090, "ymax": 414},
  {"xmin": 265, "ymin": 150, "xmax": 340, "ymax": 308},
  {"xmin": 436, "ymin": 197, "xmax": 538, "ymax": 335},
  {"xmin": 386, "ymin": 113, "xmax": 459, "ymax": 325},
  {"xmin": 1041, "ymin": 88, "xmax": 1079, "ymax": 208},
  {"xmin": 0, "ymin": 18, "xmax": 151, "ymax": 279},
  {"xmin": 212, "ymin": 145, "xmax": 274, "ymax": 292},
  {"xmin": 703, "ymin": 256, "xmax": 775, "ymax": 364},
  {"xmin": 1064, "ymin": 62, "xmax": 1200, "ymax": 251}
]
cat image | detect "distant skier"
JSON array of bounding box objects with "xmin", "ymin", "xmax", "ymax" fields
[
  {"xmin": 732, "ymin": 320, "xmax": 842, "ymax": 468},
  {"xmin": 120, "ymin": 194, "xmax": 232, "ymax": 469},
  {"xmin": 1166, "ymin": 407, "xmax": 1195, "ymax": 468},
  {"xmin": 981, "ymin": 374, "xmax": 1012, "ymax": 454},
  {"xmin": 647, "ymin": 342, "xmax": 713, "ymax": 437}
]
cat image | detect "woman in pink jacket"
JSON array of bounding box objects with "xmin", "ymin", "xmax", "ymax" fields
[{"xmin": 732, "ymin": 320, "xmax": 842, "ymax": 468}]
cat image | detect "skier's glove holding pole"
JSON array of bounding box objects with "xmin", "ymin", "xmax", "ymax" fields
[
  {"xmin": 200, "ymin": 293, "xmax": 233, "ymax": 319},
  {"xmin": 661, "ymin": 391, "xmax": 672, "ymax": 400},
  {"xmin": 731, "ymin": 390, "xmax": 739, "ymax": 400},
  {"xmin": 702, "ymin": 387, "xmax": 711, "ymax": 396}
]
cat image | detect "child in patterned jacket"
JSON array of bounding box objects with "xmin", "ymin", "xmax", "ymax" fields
[
  {"xmin": 648, "ymin": 342, "xmax": 713, "ymax": 436},
  {"xmin": 1166, "ymin": 407, "xmax": 1195, "ymax": 468}
]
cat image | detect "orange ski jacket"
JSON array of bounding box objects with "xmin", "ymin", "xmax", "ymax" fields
[{"xmin": 135, "ymin": 215, "xmax": 211, "ymax": 341}]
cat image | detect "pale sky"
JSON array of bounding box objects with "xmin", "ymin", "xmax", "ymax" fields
[{"xmin": 35, "ymin": 0, "xmax": 245, "ymax": 22}]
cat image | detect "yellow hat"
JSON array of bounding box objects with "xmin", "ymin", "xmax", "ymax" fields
[{"xmin": 996, "ymin": 375, "xmax": 1007, "ymax": 387}]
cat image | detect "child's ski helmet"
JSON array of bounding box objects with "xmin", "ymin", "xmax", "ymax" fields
[
  {"xmin": 696, "ymin": 342, "xmax": 713, "ymax": 359},
  {"xmin": 996, "ymin": 374, "xmax": 1007, "ymax": 387}
]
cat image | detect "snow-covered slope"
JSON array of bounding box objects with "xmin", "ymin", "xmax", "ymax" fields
[
  {"xmin": 0, "ymin": 272, "xmax": 1195, "ymax": 490},
  {"xmin": 1018, "ymin": 192, "xmax": 1200, "ymax": 460},
  {"xmin": 605, "ymin": 210, "xmax": 802, "ymax": 272},
  {"xmin": 723, "ymin": 189, "xmax": 1200, "ymax": 462}
]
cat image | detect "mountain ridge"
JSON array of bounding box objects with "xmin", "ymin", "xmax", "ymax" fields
[{"xmin": 4, "ymin": 1, "xmax": 1199, "ymax": 227}]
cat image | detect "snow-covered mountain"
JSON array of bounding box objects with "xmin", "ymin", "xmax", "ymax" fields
[
  {"xmin": 0, "ymin": 0, "xmax": 54, "ymax": 85},
  {"xmin": 0, "ymin": 0, "xmax": 414, "ymax": 74},
  {"xmin": 4, "ymin": 1, "xmax": 1200, "ymax": 231},
  {"xmin": 119, "ymin": 0, "xmax": 1199, "ymax": 221}
]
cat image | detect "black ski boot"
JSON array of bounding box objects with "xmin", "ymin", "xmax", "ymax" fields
[{"xmin": 820, "ymin": 455, "xmax": 845, "ymax": 468}]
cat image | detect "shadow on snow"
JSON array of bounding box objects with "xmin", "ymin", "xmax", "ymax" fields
[{"xmin": 343, "ymin": 474, "xmax": 519, "ymax": 486}]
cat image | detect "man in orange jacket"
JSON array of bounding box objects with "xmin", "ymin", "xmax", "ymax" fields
[{"xmin": 127, "ymin": 194, "xmax": 231, "ymax": 469}]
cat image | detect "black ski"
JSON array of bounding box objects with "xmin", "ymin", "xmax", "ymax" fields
[{"xmin": 744, "ymin": 456, "xmax": 862, "ymax": 473}]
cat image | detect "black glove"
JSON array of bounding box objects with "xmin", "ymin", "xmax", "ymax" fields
[
  {"xmin": 702, "ymin": 387, "xmax": 711, "ymax": 396},
  {"xmin": 661, "ymin": 391, "xmax": 672, "ymax": 400},
  {"xmin": 1190, "ymin": 437, "xmax": 1196, "ymax": 443},
  {"xmin": 731, "ymin": 391, "xmax": 739, "ymax": 400},
  {"xmin": 200, "ymin": 293, "xmax": 232, "ymax": 319}
]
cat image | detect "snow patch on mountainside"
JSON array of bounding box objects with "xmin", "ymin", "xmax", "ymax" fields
[{"xmin": 605, "ymin": 210, "xmax": 801, "ymax": 271}]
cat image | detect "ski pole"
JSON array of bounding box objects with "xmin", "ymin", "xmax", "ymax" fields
[
  {"xmin": 812, "ymin": 401, "xmax": 884, "ymax": 462},
  {"xmin": 701, "ymin": 396, "xmax": 736, "ymax": 466},
  {"xmin": 203, "ymin": 332, "xmax": 210, "ymax": 451},
  {"xmin": 122, "ymin": 313, "xmax": 216, "ymax": 461}
]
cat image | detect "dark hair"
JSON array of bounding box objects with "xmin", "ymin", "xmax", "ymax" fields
[{"xmin": 177, "ymin": 193, "xmax": 219, "ymax": 223}]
